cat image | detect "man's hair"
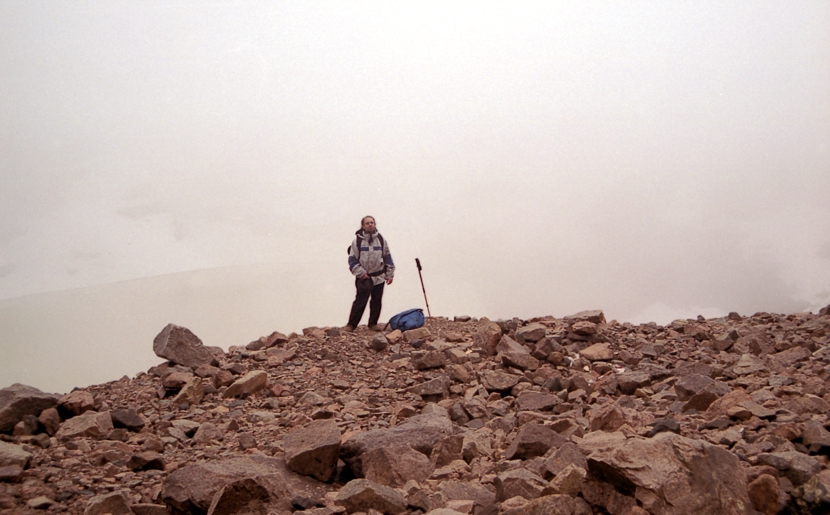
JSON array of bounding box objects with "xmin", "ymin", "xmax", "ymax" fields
[{"xmin": 360, "ymin": 215, "xmax": 375, "ymax": 230}]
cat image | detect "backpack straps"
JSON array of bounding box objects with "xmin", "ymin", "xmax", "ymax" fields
[{"xmin": 349, "ymin": 233, "xmax": 387, "ymax": 276}]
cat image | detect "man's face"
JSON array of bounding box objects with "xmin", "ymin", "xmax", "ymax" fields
[{"xmin": 362, "ymin": 218, "xmax": 376, "ymax": 233}]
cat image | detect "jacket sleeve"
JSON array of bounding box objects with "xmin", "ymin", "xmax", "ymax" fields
[
  {"xmin": 348, "ymin": 239, "xmax": 367, "ymax": 277},
  {"xmin": 383, "ymin": 239, "xmax": 395, "ymax": 279}
]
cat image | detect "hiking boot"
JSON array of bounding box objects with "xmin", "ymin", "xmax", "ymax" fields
[
  {"xmin": 342, "ymin": 325, "xmax": 355, "ymax": 333},
  {"xmin": 368, "ymin": 325, "xmax": 383, "ymax": 332}
]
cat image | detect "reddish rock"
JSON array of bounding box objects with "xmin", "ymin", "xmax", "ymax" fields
[
  {"xmin": 58, "ymin": 390, "xmax": 96, "ymax": 418},
  {"xmin": 362, "ymin": 445, "xmax": 433, "ymax": 487},
  {"xmin": 223, "ymin": 370, "xmax": 268, "ymax": 398},
  {"xmin": 37, "ymin": 407, "xmax": 61, "ymax": 436},
  {"xmin": 283, "ymin": 419, "xmax": 341, "ymax": 482},
  {"xmin": 55, "ymin": 411, "xmax": 113, "ymax": 440},
  {"xmin": 153, "ymin": 323, "xmax": 214, "ymax": 368},
  {"xmin": 747, "ymin": 474, "xmax": 779, "ymax": 515},
  {"xmin": 0, "ymin": 384, "xmax": 60, "ymax": 433},
  {"xmin": 585, "ymin": 432, "xmax": 753, "ymax": 515},
  {"xmin": 505, "ymin": 423, "xmax": 566, "ymax": 460},
  {"xmin": 333, "ymin": 478, "xmax": 407, "ymax": 514}
]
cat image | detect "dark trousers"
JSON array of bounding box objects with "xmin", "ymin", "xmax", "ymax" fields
[{"xmin": 348, "ymin": 278, "xmax": 385, "ymax": 327}]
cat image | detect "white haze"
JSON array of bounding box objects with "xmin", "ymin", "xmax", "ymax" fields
[{"xmin": 1, "ymin": 1, "xmax": 829, "ymax": 393}]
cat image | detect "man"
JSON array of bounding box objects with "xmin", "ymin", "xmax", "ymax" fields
[{"xmin": 344, "ymin": 216, "xmax": 395, "ymax": 332}]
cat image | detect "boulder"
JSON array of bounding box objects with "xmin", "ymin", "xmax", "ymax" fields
[
  {"xmin": 461, "ymin": 428, "xmax": 493, "ymax": 463},
  {"xmin": 505, "ymin": 423, "xmax": 566, "ymax": 460},
  {"xmin": 585, "ymin": 432, "xmax": 753, "ymax": 515},
  {"xmin": 110, "ymin": 408, "xmax": 145, "ymax": 432},
  {"xmin": 436, "ymin": 480, "xmax": 497, "ymax": 511},
  {"xmin": 187, "ymin": 422, "xmax": 220, "ymax": 447},
  {"xmin": 406, "ymin": 376, "xmax": 451, "ymax": 399},
  {"xmin": 223, "ymin": 370, "xmax": 268, "ymax": 398},
  {"xmin": 83, "ymin": 490, "xmax": 134, "ymax": 515},
  {"xmin": 55, "ymin": 411, "xmax": 113, "ymax": 440},
  {"xmin": 580, "ymin": 343, "xmax": 614, "ymax": 362},
  {"xmin": 756, "ymin": 451, "xmax": 821, "ymax": 486},
  {"xmin": 494, "ymin": 468, "xmax": 548, "ymax": 501},
  {"xmin": 127, "ymin": 451, "xmax": 165, "ymax": 471},
  {"xmin": 0, "ymin": 441, "xmax": 32, "ymax": 468},
  {"xmin": 516, "ymin": 323, "xmax": 547, "ymax": 343},
  {"xmin": 57, "ymin": 390, "xmax": 96, "ymax": 417},
  {"xmin": 37, "ymin": 407, "xmax": 61, "ymax": 436},
  {"xmin": 206, "ymin": 477, "xmax": 270, "ymax": 515},
  {"xmin": 284, "ymin": 419, "xmax": 341, "ymax": 482},
  {"xmin": 172, "ymin": 376, "xmax": 205, "ymax": 405},
  {"xmin": 333, "ymin": 478, "xmax": 407, "ymax": 515},
  {"xmin": 474, "ymin": 319, "xmax": 503, "ymax": 355},
  {"xmin": 161, "ymin": 455, "xmax": 332, "ymax": 514},
  {"xmin": 412, "ymin": 351, "xmax": 447, "ymax": 370},
  {"xmin": 501, "ymin": 351, "xmax": 540, "ymax": 371},
  {"xmin": 153, "ymin": 323, "xmax": 214, "ymax": 368},
  {"xmin": 480, "ymin": 370, "xmax": 521, "ymax": 393},
  {"xmin": 362, "ymin": 445, "xmax": 433, "ymax": 487},
  {"xmin": 564, "ymin": 310, "xmax": 605, "ymax": 324},
  {"xmin": 0, "ymin": 384, "xmax": 60, "ymax": 432},
  {"xmin": 515, "ymin": 392, "xmax": 559, "ymax": 412},
  {"xmin": 340, "ymin": 413, "xmax": 453, "ymax": 477},
  {"xmin": 733, "ymin": 354, "xmax": 766, "ymax": 375}
]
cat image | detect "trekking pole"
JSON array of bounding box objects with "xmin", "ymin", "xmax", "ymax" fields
[{"xmin": 415, "ymin": 258, "xmax": 432, "ymax": 318}]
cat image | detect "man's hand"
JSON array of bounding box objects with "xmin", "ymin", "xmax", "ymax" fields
[
  {"xmin": 386, "ymin": 277, "xmax": 393, "ymax": 285},
  {"xmin": 360, "ymin": 274, "xmax": 370, "ymax": 280}
]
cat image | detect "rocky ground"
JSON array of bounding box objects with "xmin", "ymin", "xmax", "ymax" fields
[{"xmin": 2, "ymin": 306, "xmax": 830, "ymax": 515}]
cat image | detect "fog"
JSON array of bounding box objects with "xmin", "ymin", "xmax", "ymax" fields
[{"xmin": 1, "ymin": 1, "xmax": 829, "ymax": 393}]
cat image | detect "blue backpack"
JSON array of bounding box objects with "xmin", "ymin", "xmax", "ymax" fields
[{"xmin": 387, "ymin": 308, "xmax": 425, "ymax": 332}]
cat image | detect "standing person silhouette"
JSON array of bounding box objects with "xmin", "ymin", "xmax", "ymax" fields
[{"xmin": 344, "ymin": 216, "xmax": 395, "ymax": 332}]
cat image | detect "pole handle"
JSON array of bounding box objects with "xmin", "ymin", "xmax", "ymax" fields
[{"xmin": 415, "ymin": 258, "xmax": 422, "ymax": 271}]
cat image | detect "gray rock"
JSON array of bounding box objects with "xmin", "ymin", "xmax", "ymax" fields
[
  {"xmin": 369, "ymin": 334, "xmax": 388, "ymax": 351},
  {"xmin": 153, "ymin": 323, "xmax": 214, "ymax": 368},
  {"xmin": 0, "ymin": 383, "xmax": 60, "ymax": 433}
]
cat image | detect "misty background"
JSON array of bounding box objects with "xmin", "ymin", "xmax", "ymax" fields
[{"xmin": 1, "ymin": 1, "xmax": 829, "ymax": 394}]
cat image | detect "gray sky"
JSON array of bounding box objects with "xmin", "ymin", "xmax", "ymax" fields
[{"xmin": 1, "ymin": 1, "xmax": 829, "ymax": 393}]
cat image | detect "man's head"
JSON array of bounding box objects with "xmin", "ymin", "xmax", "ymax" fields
[{"xmin": 361, "ymin": 215, "xmax": 376, "ymax": 233}]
